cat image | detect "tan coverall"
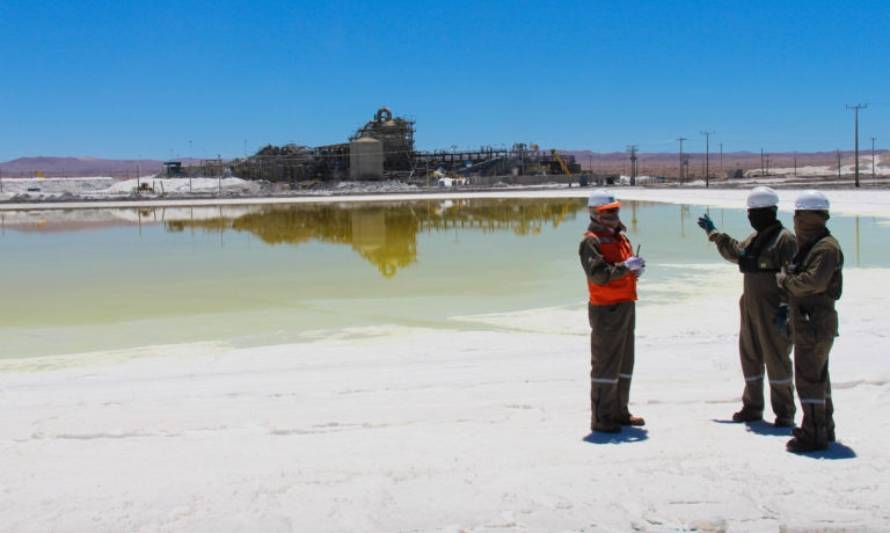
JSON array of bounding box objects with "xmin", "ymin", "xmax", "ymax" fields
[
  {"xmin": 710, "ymin": 227, "xmax": 797, "ymax": 419},
  {"xmin": 579, "ymin": 222, "xmax": 636, "ymax": 428},
  {"xmin": 779, "ymin": 235, "xmax": 843, "ymax": 447}
]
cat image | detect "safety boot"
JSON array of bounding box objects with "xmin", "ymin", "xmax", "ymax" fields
[
  {"xmin": 786, "ymin": 436, "xmax": 828, "ymax": 453},
  {"xmin": 731, "ymin": 408, "xmax": 763, "ymax": 423},
  {"xmin": 793, "ymin": 426, "xmax": 835, "ymax": 442},
  {"xmin": 591, "ymin": 421, "xmax": 622, "ymax": 433},
  {"xmin": 789, "ymin": 405, "xmax": 830, "ymax": 452},
  {"xmin": 618, "ymin": 414, "xmax": 645, "ymax": 426},
  {"xmin": 773, "ymin": 416, "xmax": 794, "ymax": 428}
]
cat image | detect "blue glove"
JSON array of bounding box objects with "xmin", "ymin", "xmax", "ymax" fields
[
  {"xmin": 697, "ymin": 213, "xmax": 716, "ymax": 234},
  {"xmin": 774, "ymin": 303, "xmax": 789, "ymax": 334}
]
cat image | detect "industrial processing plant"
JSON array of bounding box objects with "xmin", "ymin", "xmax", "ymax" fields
[{"xmin": 225, "ymin": 107, "xmax": 581, "ymax": 183}]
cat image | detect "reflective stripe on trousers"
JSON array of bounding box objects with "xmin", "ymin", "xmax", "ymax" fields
[{"xmin": 800, "ymin": 398, "xmax": 826, "ymax": 405}]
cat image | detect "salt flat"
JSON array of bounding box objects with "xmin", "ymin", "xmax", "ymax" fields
[{"xmin": 1, "ymin": 189, "xmax": 888, "ymax": 532}]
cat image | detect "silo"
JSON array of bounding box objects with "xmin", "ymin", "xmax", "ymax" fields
[{"xmin": 350, "ymin": 136, "xmax": 384, "ymax": 180}]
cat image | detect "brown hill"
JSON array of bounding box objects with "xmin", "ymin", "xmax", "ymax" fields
[{"xmin": 0, "ymin": 157, "xmax": 205, "ymax": 178}]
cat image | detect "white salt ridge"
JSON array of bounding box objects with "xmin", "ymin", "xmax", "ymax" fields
[
  {"xmin": 5, "ymin": 185, "xmax": 890, "ymax": 222},
  {"xmin": 0, "ymin": 176, "xmax": 261, "ymax": 202},
  {"xmin": 103, "ymin": 176, "xmax": 262, "ymax": 195}
]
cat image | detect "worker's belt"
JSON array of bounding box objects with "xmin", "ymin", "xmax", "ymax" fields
[{"xmin": 738, "ymin": 255, "xmax": 780, "ymax": 273}]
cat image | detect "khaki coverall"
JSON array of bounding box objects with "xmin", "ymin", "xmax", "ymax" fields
[
  {"xmin": 779, "ymin": 235, "xmax": 844, "ymax": 447},
  {"xmin": 710, "ymin": 226, "xmax": 798, "ymax": 419},
  {"xmin": 579, "ymin": 222, "xmax": 636, "ymax": 428}
]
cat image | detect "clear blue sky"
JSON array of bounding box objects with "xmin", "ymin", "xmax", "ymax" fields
[{"xmin": 1, "ymin": 0, "xmax": 888, "ymax": 160}]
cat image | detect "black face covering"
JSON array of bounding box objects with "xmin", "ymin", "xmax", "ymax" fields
[
  {"xmin": 738, "ymin": 207, "xmax": 783, "ymax": 273},
  {"xmin": 794, "ymin": 210, "xmax": 830, "ymax": 246},
  {"xmin": 747, "ymin": 207, "xmax": 778, "ymax": 232}
]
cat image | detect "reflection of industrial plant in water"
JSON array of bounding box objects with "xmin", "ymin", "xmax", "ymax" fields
[
  {"xmin": 165, "ymin": 198, "xmax": 584, "ymax": 277},
  {"xmin": 225, "ymin": 107, "xmax": 581, "ymax": 183}
]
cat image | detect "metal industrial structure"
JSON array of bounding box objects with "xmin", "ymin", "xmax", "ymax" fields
[{"xmin": 226, "ymin": 107, "xmax": 580, "ymax": 183}]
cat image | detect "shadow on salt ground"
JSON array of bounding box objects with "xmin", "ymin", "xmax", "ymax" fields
[
  {"xmin": 745, "ymin": 420, "xmax": 794, "ymax": 437},
  {"xmin": 710, "ymin": 418, "xmax": 792, "ymax": 437},
  {"xmin": 583, "ymin": 427, "xmax": 649, "ymax": 444},
  {"xmin": 793, "ymin": 442, "xmax": 857, "ymax": 460},
  {"xmin": 710, "ymin": 419, "xmax": 857, "ymax": 459}
]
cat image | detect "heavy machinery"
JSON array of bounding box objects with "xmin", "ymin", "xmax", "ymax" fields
[{"xmin": 550, "ymin": 149, "xmax": 573, "ymax": 177}]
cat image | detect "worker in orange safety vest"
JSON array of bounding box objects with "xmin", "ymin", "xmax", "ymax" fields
[{"xmin": 578, "ymin": 190, "xmax": 646, "ymax": 433}]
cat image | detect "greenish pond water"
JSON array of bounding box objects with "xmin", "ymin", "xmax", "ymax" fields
[{"xmin": 1, "ymin": 198, "xmax": 887, "ymax": 359}]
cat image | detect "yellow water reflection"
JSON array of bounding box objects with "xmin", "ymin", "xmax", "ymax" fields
[{"xmin": 166, "ymin": 198, "xmax": 584, "ymax": 277}]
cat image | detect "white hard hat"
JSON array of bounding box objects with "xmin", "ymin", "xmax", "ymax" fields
[
  {"xmin": 587, "ymin": 189, "xmax": 621, "ymax": 211},
  {"xmin": 794, "ymin": 190, "xmax": 830, "ymax": 211},
  {"xmin": 746, "ymin": 186, "xmax": 779, "ymax": 209}
]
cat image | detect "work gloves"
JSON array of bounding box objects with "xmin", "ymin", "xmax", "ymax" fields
[
  {"xmin": 775, "ymin": 266, "xmax": 789, "ymax": 288},
  {"xmin": 623, "ymin": 256, "xmax": 646, "ymax": 278},
  {"xmin": 697, "ymin": 213, "xmax": 716, "ymax": 234}
]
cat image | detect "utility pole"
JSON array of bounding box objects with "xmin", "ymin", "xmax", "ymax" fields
[
  {"xmin": 719, "ymin": 142, "xmax": 724, "ymax": 177},
  {"xmin": 677, "ymin": 137, "xmax": 687, "ymax": 181},
  {"xmin": 793, "ymin": 152, "xmax": 798, "ymax": 176},
  {"xmin": 836, "ymin": 149, "xmax": 841, "ymax": 178},
  {"xmin": 627, "ymin": 145, "xmax": 638, "ymax": 186},
  {"xmin": 760, "ymin": 148, "xmax": 765, "ymax": 177},
  {"xmin": 847, "ymin": 103, "xmax": 867, "ymax": 187},
  {"xmin": 871, "ymin": 137, "xmax": 877, "ymax": 181},
  {"xmin": 701, "ymin": 131, "xmax": 714, "ymax": 188}
]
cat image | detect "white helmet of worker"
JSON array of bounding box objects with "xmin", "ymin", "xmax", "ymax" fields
[
  {"xmin": 747, "ymin": 186, "xmax": 780, "ymax": 209},
  {"xmin": 587, "ymin": 189, "xmax": 621, "ymax": 211},
  {"xmin": 794, "ymin": 190, "xmax": 830, "ymax": 211}
]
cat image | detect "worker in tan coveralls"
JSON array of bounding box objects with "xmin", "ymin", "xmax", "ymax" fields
[
  {"xmin": 778, "ymin": 190, "xmax": 844, "ymax": 453},
  {"xmin": 579, "ymin": 190, "xmax": 646, "ymax": 433},
  {"xmin": 697, "ymin": 187, "xmax": 798, "ymax": 427}
]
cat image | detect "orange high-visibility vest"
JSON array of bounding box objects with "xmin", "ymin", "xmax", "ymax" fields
[{"xmin": 584, "ymin": 230, "xmax": 637, "ymax": 306}]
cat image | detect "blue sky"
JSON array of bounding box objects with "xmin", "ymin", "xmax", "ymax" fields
[{"xmin": 1, "ymin": 0, "xmax": 888, "ymax": 160}]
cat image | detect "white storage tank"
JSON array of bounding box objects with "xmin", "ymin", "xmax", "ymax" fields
[{"xmin": 349, "ymin": 136, "xmax": 384, "ymax": 180}]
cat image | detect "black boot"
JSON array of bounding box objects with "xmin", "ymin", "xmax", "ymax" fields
[
  {"xmin": 788, "ymin": 404, "xmax": 829, "ymax": 453},
  {"xmin": 732, "ymin": 408, "xmax": 763, "ymax": 423},
  {"xmin": 591, "ymin": 421, "xmax": 622, "ymax": 433},
  {"xmin": 786, "ymin": 436, "xmax": 828, "ymax": 453},
  {"xmin": 773, "ymin": 416, "xmax": 794, "ymax": 428},
  {"xmin": 793, "ymin": 426, "xmax": 835, "ymax": 442},
  {"xmin": 618, "ymin": 414, "xmax": 645, "ymax": 426}
]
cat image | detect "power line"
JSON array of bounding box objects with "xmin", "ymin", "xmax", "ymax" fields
[
  {"xmin": 868, "ymin": 137, "xmax": 877, "ymax": 183},
  {"xmin": 847, "ymin": 103, "xmax": 867, "ymax": 188},
  {"xmin": 836, "ymin": 149, "xmax": 842, "ymax": 179},
  {"xmin": 701, "ymin": 131, "xmax": 714, "ymax": 188},
  {"xmin": 676, "ymin": 137, "xmax": 687, "ymax": 181},
  {"xmin": 627, "ymin": 145, "xmax": 639, "ymax": 186}
]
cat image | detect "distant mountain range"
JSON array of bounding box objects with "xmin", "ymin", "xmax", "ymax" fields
[
  {"xmin": 0, "ymin": 157, "xmax": 207, "ymax": 178},
  {"xmin": 562, "ymin": 149, "xmax": 889, "ymax": 177}
]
